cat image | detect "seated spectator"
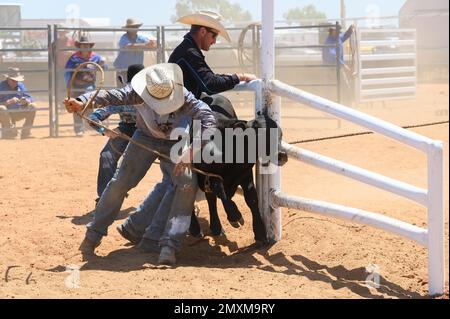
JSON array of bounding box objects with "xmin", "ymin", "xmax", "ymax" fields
[{"xmin": 0, "ymin": 67, "xmax": 37, "ymax": 139}]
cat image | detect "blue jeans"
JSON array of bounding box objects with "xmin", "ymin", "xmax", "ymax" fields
[
  {"xmin": 86, "ymin": 129, "xmax": 197, "ymax": 252},
  {"xmin": 97, "ymin": 137, "xmax": 130, "ymax": 198},
  {"xmin": 122, "ymin": 162, "xmax": 175, "ymax": 242}
]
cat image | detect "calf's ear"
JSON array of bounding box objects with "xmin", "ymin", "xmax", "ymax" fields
[{"xmin": 277, "ymin": 151, "xmax": 288, "ymax": 166}]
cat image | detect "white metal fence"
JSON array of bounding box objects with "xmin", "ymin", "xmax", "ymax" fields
[{"xmin": 241, "ymin": 0, "xmax": 445, "ymax": 297}]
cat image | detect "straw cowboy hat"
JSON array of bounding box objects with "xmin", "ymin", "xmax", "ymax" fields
[
  {"xmin": 123, "ymin": 18, "xmax": 143, "ymax": 29},
  {"xmin": 131, "ymin": 63, "xmax": 184, "ymax": 115},
  {"xmin": 3, "ymin": 67, "xmax": 25, "ymax": 82},
  {"xmin": 75, "ymin": 35, "xmax": 95, "ymax": 48},
  {"xmin": 177, "ymin": 11, "xmax": 231, "ymax": 42}
]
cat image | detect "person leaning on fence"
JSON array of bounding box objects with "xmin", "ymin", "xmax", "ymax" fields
[
  {"xmin": 64, "ymin": 63, "xmax": 216, "ymax": 265},
  {"xmin": 169, "ymin": 11, "xmax": 257, "ymax": 99},
  {"xmin": 322, "ymin": 24, "xmax": 355, "ymax": 106},
  {"xmin": 0, "ymin": 68, "xmax": 37, "ymax": 139},
  {"xmin": 88, "ymin": 64, "xmax": 145, "ymax": 204},
  {"xmin": 64, "ymin": 35, "xmax": 107, "ymax": 136},
  {"xmin": 113, "ymin": 18, "xmax": 157, "ymax": 85}
]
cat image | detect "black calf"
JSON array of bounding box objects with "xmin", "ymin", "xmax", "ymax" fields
[{"xmin": 189, "ymin": 94, "xmax": 287, "ymax": 244}]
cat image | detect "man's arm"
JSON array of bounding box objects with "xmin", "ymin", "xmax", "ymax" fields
[
  {"xmin": 64, "ymin": 86, "xmax": 143, "ymax": 113},
  {"xmin": 125, "ymin": 40, "xmax": 157, "ymax": 49},
  {"xmin": 342, "ymin": 25, "xmax": 354, "ymax": 43},
  {"xmin": 18, "ymin": 83, "xmax": 33, "ymax": 104},
  {"xmin": 121, "ymin": 35, "xmax": 156, "ymax": 50},
  {"xmin": 77, "ymin": 85, "xmax": 143, "ymax": 108},
  {"xmin": 64, "ymin": 57, "xmax": 75, "ymax": 87},
  {"xmin": 184, "ymin": 89, "xmax": 216, "ymax": 135},
  {"xmin": 177, "ymin": 48, "xmax": 241, "ymax": 95}
]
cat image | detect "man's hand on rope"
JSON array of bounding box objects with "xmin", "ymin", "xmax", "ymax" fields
[
  {"xmin": 173, "ymin": 147, "xmax": 193, "ymax": 177},
  {"xmin": 64, "ymin": 98, "xmax": 84, "ymax": 113}
]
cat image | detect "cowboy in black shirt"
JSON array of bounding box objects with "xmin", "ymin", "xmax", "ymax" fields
[{"xmin": 169, "ymin": 11, "xmax": 256, "ymax": 98}]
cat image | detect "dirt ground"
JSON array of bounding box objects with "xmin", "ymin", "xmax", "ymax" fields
[{"xmin": 0, "ymin": 83, "xmax": 448, "ymax": 299}]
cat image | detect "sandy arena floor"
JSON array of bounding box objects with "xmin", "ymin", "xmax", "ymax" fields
[{"xmin": 0, "ymin": 83, "xmax": 448, "ymax": 299}]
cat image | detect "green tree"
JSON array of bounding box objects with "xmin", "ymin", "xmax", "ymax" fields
[
  {"xmin": 171, "ymin": 0, "xmax": 252, "ymax": 24},
  {"xmin": 283, "ymin": 5, "xmax": 327, "ymax": 25}
]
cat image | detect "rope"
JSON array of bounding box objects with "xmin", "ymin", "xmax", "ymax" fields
[
  {"xmin": 348, "ymin": 25, "xmax": 358, "ymax": 77},
  {"xmin": 237, "ymin": 23, "xmax": 261, "ymax": 73},
  {"xmin": 67, "ymin": 62, "xmax": 224, "ymax": 183},
  {"xmin": 288, "ymin": 121, "xmax": 449, "ymax": 145}
]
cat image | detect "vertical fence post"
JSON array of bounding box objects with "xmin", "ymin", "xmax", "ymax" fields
[
  {"xmin": 47, "ymin": 25, "xmax": 54, "ymax": 137},
  {"xmin": 260, "ymin": 0, "xmax": 282, "ymax": 242},
  {"xmin": 156, "ymin": 26, "xmax": 163, "ymax": 64},
  {"xmin": 335, "ymin": 21, "xmax": 342, "ymax": 104},
  {"xmin": 53, "ymin": 25, "xmax": 60, "ymax": 137},
  {"xmin": 160, "ymin": 26, "xmax": 166, "ymax": 63},
  {"xmin": 427, "ymin": 142, "xmax": 445, "ymax": 296}
]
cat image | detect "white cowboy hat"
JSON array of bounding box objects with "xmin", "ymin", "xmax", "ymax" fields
[
  {"xmin": 123, "ymin": 18, "xmax": 143, "ymax": 29},
  {"xmin": 131, "ymin": 63, "xmax": 185, "ymax": 116},
  {"xmin": 3, "ymin": 67, "xmax": 25, "ymax": 82},
  {"xmin": 177, "ymin": 11, "xmax": 231, "ymax": 42}
]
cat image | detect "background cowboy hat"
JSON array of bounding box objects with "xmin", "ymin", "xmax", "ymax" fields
[
  {"xmin": 177, "ymin": 11, "xmax": 231, "ymax": 42},
  {"xmin": 123, "ymin": 18, "xmax": 143, "ymax": 29},
  {"xmin": 3, "ymin": 67, "xmax": 25, "ymax": 82}
]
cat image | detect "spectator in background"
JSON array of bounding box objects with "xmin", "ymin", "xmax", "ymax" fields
[
  {"xmin": 0, "ymin": 67, "xmax": 37, "ymax": 139},
  {"xmin": 322, "ymin": 24, "xmax": 355, "ymax": 105},
  {"xmin": 64, "ymin": 35, "xmax": 107, "ymax": 136},
  {"xmin": 114, "ymin": 18, "xmax": 157, "ymax": 85}
]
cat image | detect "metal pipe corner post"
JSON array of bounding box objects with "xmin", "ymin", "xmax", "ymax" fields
[
  {"xmin": 47, "ymin": 24, "xmax": 54, "ymax": 137},
  {"xmin": 335, "ymin": 21, "xmax": 342, "ymax": 104},
  {"xmin": 53, "ymin": 25, "xmax": 60, "ymax": 137},
  {"xmin": 260, "ymin": 0, "xmax": 282, "ymax": 242},
  {"xmin": 427, "ymin": 141, "xmax": 445, "ymax": 296}
]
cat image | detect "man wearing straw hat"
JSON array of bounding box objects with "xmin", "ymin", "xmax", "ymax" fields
[
  {"xmin": 64, "ymin": 35, "xmax": 106, "ymax": 136},
  {"xmin": 169, "ymin": 11, "xmax": 257, "ymax": 99},
  {"xmin": 0, "ymin": 67, "xmax": 37, "ymax": 139},
  {"xmin": 64, "ymin": 63, "xmax": 216, "ymax": 265},
  {"xmin": 114, "ymin": 18, "xmax": 157, "ymax": 82}
]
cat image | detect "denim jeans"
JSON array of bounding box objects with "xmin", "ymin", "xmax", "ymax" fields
[
  {"xmin": 122, "ymin": 161, "xmax": 175, "ymax": 242},
  {"xmin": 96, "ymin": 137, "xmax": 130, "ymax": 198},
  {"xmin": 86, "ymin": 129, "xmax": 197, "ymax": 252}
]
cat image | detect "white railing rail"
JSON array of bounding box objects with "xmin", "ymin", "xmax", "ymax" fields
[
  {"xmin": 281, "ymin": 142, "xmax": 428, "ymax": 206},
  {"xmin": 270, "ymin": 80, "xmax": 435, "ymax": 153},
  {"xmin": 271, "ymin": 191, "xmax": 429, "ymax": 247}
]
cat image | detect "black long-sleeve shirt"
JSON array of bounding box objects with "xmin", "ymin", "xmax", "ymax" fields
[{"xmin": 168, "ymin": 33, "xmax": 240, "ymax": 99}]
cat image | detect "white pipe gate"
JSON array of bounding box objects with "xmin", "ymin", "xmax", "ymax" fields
[{"xmin": 237, "ymin": 0, "xmax": 445, "ymax": 297}]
